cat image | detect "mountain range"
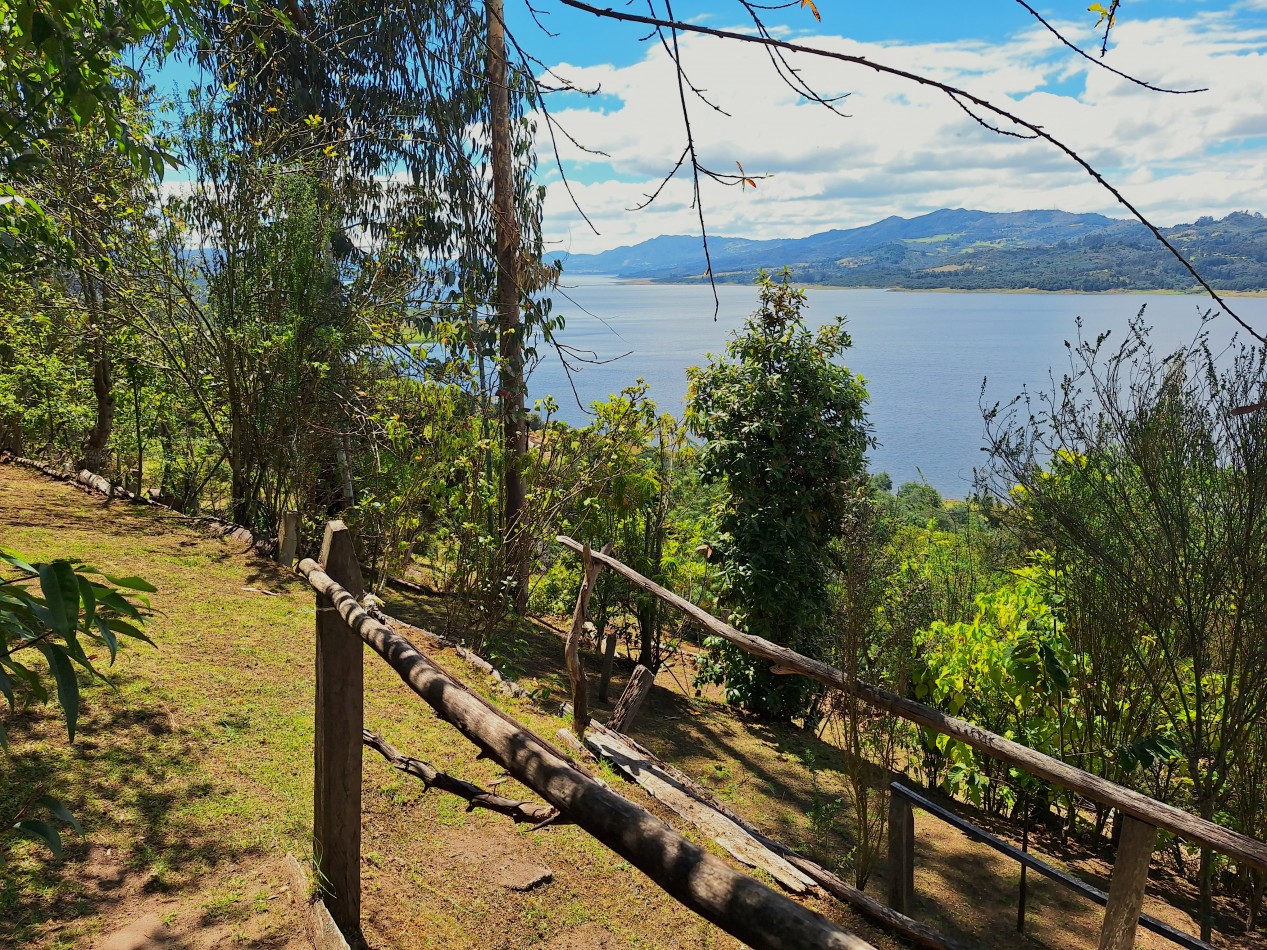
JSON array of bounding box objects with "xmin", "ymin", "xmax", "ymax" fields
[{"xmin": 549, "ymin": 209, "xmax": 1267, "ymax": 292}]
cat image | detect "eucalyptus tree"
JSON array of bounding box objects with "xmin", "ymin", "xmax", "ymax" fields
[
  {"xmin": 0, "ymin": 0, "xmax": 189, "ymax": 176},
  {"xmin": 155, "ymin": 1, "xmax": 552, "ymax": 550}
]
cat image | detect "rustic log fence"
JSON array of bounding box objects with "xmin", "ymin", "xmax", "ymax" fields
[
  {"xmin": 557, "ymin": 535, "xmax": 1267, "ymax": 950},
  {"xmin": 300, "ymin": 521, "xmax": 879, "ymax": 950}
]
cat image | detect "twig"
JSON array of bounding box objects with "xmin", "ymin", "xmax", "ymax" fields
[{"xmin": 362, "ymin": 728, "xmax": 564, "ymax": 826}]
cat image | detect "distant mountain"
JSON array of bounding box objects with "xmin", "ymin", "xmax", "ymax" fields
[{"xmin": 549, "ymin": 209, "xmax": 1267, "ymax": 292}]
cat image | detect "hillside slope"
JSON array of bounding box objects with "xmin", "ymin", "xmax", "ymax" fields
[
  {"xmin": 0, "ymin": 464, "xmax": 898, "ymax": 950},
  {"xmin": 553, "ymin": 210, "xmax": 1267, "ymax": 292}
]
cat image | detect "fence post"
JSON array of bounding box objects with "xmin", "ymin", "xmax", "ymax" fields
[
  {"xmin": 279, "ymin": 511, "xmax": 300, "ymax": 566},
  {"xmin": 887, "ymin": 789, "xmax": 915, "ymax": 915},
  {"xmin": 1098, "ymin": 814, "xmax": 1157, "ymax": 950},
  {"xmin": 608, "ymin": 664, "xmax": 655, "ymax": 733},
  {"xmin": 314, "ymin": 520, "xmax": 364, "ymax": 937}
]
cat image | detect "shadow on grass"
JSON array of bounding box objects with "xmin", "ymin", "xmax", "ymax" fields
[{"xmin": 0, "ymin": 677, "xmax": 264, "ymax": 943}]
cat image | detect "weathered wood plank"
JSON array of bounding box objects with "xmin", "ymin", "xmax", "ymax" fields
[
  {"xmin": 585, "ymin": 722, "xmax": 964, "ymax": 950},
  {"xmin": 1099, "ymin": 816, "xmax": 1157, "ymax": 950},
  {"xmin": 284, "ymin": 854, "xmax": 353, "ymax": 950},
  {"xmin": 584, "ymin": 727, "xmax": 817, "ymax": 894},
  {"xmin": 313, "ymin": 522, "xmax": 364, "ymax": 937},
  {"xmin": 557, "ymin": 536, "xmax": 1267, "ymax": 873},
  {"xmin": 298, "ymin": 556, "xmax": 877, "ymax": 950},
  {"xmin": 609, "ymin": 664, "xmax": 655, "ymax": 734}
]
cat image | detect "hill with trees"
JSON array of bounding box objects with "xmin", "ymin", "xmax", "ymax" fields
[{"xmin": 553, "ymin": 209, "xmax": 1267, "ymax": 292}]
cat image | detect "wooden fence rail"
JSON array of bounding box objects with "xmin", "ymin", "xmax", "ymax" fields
[
  {"xmin": 557, "ymin": 535, "xmax": 1267, "ymax": 949},
  {"xmin": 300, "ymin": 521, "xmax": 878, "ymax": 950}
]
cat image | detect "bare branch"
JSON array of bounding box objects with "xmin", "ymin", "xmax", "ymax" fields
[
  {"xmin": 558, "ymin": 0, "xmax": 1265, "ymax": 343},
  {"xmin": 363, "ymin": 728, "xmax": 564, "ymax": 826},
  {"xmin": 1012, "ymin": 0, "xmax": 1205, "ymax": 95}
]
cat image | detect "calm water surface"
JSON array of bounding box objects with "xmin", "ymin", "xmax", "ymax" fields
[{"xmin": 526, "ymin": 279, "xmax": 1267, "ymax": 496}]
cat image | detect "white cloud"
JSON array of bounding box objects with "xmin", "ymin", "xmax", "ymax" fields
[{"xmin": 536, "ymin": 10, "xmax": 1267, "ymax": 255}]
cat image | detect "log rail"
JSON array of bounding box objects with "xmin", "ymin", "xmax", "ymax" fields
[
  {"xmin": 300, "ymin": 521, "xmax": 877, "ymax": 950},
  {"xmin": 558, "ymin": 535, "xmax": 1267, "ymax": 949}
]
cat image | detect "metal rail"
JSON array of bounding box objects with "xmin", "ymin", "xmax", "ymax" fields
[{"xmin": 891, "ymin": 783, "xmax": 1210, "ymax": 950}]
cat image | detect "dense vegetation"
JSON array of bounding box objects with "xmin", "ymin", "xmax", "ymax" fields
[{"xmin": 5, "ymin": 2, "xmax": 1267, "ymax": 947}]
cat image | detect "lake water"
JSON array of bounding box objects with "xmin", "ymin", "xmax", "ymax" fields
[{"xmin": 525, "ymin": 279, "xmax": 1267, "ymax": 497}]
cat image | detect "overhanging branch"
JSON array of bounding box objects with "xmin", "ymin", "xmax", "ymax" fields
[{"xmin": 559, "ymin": 0, "xmax": 1263, "ymax": 343}]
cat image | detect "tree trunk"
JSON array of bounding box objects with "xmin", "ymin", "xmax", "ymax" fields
[
  {"xmin": 79, "ymin": 277, "xmax": 114, "ymax": 473},
  {"xmin": 486, "ymin": 0, "xmax": 529, "ymax": 613}
]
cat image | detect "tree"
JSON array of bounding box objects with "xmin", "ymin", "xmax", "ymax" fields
[
  {"xmin": 0, "ymin": 0, "xmax": 189, "ymax": 171},
  {"xmin": 985, "ymin": 316, "xmax": 1267, "ymax": 940},
  {"xmin": 184, "ymin": 0, "xmax": 556, "ymax": 586},
  {"xmin": 686, "ymin": 270, "xmax": 871, "ymax": 719}
]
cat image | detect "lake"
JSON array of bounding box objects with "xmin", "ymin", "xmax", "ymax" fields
[{"xmin": 524, "ymin": 279, "xmax": 1267, "ymax": 497}]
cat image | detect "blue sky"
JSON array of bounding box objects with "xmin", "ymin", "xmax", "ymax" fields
[{"xmin": 516, "ymin": 0, "xmax": 1267, "ymax": 253}]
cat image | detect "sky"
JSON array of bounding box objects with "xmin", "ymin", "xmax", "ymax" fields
[{"xmin": 510, "ymin": 0, "xmax": 1267, "ymax": 256}]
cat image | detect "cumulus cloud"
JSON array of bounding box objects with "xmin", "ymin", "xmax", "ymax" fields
[{"xmin": 534, "ymin": 8, "xmax": 1267, "ymax": 255}]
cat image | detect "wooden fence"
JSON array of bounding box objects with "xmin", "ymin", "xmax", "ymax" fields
[
  {"xmin": 556, "ymin": 535, "xmax": 1267, "ymax": 950},
  {"xmin": 299, "ymin": 521, "xmax": 880, "ymax": 950}
]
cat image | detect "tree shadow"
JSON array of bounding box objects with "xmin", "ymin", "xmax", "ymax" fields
[{"xmin": 0, "ymin": 678, "xmax": 269, "ymax": 943}]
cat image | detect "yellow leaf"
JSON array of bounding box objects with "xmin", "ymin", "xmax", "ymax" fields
[
  {"xmin": 801, "ymin": 0, "xmax": 821, "ymax": 22},
  {"xmin": 1088, "ymin": 2, "xmax": 1114, "ymax": 28}
]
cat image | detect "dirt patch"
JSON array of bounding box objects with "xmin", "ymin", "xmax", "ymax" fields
[{"xmin": 544, "ymin": 922, "xmax": 623, "ymax": 949}]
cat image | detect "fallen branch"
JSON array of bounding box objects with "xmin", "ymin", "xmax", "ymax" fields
[{"xmin": 363, "ymin": 729, "xmax": 561, "ymax": 826}]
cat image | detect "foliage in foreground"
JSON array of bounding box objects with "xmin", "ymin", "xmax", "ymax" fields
[{"xmin": 0, "ymin": 550, "xmax": 154, "ymax": 854}]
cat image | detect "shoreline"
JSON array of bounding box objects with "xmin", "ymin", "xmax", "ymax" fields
[{"xmin": 612, "ymin": 277, "xmax": 1267, "ymax": 298}]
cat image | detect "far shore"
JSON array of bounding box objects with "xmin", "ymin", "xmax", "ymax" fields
[{"xmin": 611, "ymin": 277, "xmax": 1267, "ymax": 297}]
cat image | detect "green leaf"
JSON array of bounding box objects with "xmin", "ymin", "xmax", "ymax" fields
[
  {"xmin": 36, "ymin": 643, "xmax": 79, "ymax": 742},
  {"xmin": 94, "ymin": 616, "xmax": 119, "ymax": 662},
  {"xmin": 102, "ymin": 617, "xmax": 153, "ymax": 647},
  {"xmin": 14, "ymin": 818, "xmax": 62, "ymax": 857},
  {"xmin": 0, "ymin": 551, "xmax": 37, "ymax": 574},
  {"xmin": 100, "ymin": 574, "xmax": 157, "ymax": 593},
  {"xmin": 37, "ymin": 561, "xmax": 79, "ymax": 638},
  {"xmin": 35, "ymin": 795, "xmax": 81, "ymax": 835},
  {"xmin": 76, "ymin": 575, "xmax": 97, "ymax": 635}
]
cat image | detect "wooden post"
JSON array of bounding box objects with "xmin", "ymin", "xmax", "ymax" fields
[
  {"xmin": 279, "ymin": 511, "xmax": 300, "ymax": 566},
  {"xmin": 598, "ymin": 629, "xmax": 619, "ymax": 703},
  {"xmin": 608, "ymin": 664, "xmax": 655, "ymax": 734},
  {"xmin": 1098, "ymin": 814, "xmax": 1156, "ymax": 950},
  {"xmin": 887, "ymin": 790, "xmax": 915, "ymax": 915},
  {"xmin": 565, "ymin": 542, "xmax": 610, "ymax": 738},
  {"xmin": 314, "ymin": 520, "xmax": 364, "ymax": 937}
]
